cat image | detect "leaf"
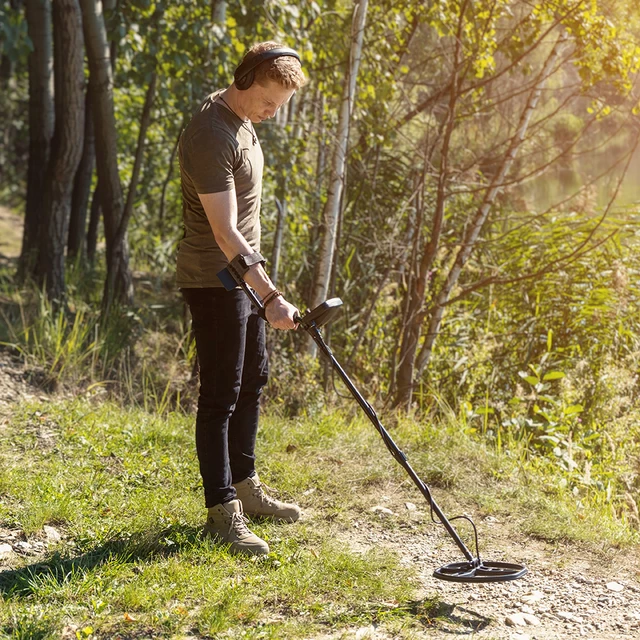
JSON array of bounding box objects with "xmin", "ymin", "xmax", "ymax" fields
[
  {"xmin": 543, "ymin": 371, "xmax": 565, "ymax": 381},
  {"xmin": 124, "ymin": 613, "xmax": 137, "ymax": 622},
  {"xmin": 564, "ymin": 404, "xmax": 584, "ymax": 415}
]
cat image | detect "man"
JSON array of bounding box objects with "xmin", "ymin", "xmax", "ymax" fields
[{"xmin": 178, "ymin": 42, "xmax": 306, "ymax": 556}]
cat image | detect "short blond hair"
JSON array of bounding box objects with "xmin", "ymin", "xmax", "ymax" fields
[{"xmin": 242, "ymin": 41, "xmax": 307, "ymax": 90}]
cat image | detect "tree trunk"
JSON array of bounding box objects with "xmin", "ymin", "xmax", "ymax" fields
[
  {"xmin": 79, "ymin": 0, "xmax": 133, "ymax": 308},
  {"xmin": 35, "ymin": 0, "xmax": 85, "ymax": 300},
  {"xmin": 393, "ymin": 3, "xmax": 467, "ymax": 408},
  {"xmin": 271, "ymin": 195, "xmax": 286, "ymax": 288},
  {"xmin": 309, "ymin": 0, "xmax": 368, "ymax": 313},
  {"xmin": 211, "ymin": 0, "xmax": 226, "ymax": 23},
  {"xmin": 158, "ymin": 127, "xmax": 181, "ymax": 234},
  {"xmin": 271, "ymin": 97, "xmax": 297, "ymax": 288},
  {"xmin": 68, "ymin": 85, "xmax": 95, "ymax": 261},
  {"xmin": 19, "ymin": 0, "xmax": 54, "ymax": 279},
  {"xmin": 86, "ymin": 181, "xmax": 100, "ymax": 265},
  {"xmin": 413, "ymin": 33, "xmax": 567, "ymax": 381}
]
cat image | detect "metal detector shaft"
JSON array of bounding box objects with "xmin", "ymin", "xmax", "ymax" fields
[{"xmin": 304, "ymin": 323, "xmax": 476, "ymax": 564}]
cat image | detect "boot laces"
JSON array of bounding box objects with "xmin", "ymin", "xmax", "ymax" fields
[
  {"xmin": 229, "ymin": 511, "xmax": 251, "ymax": 537},
  {"xmin": 252, "ymin": 481, "xmax": 280, "ymax": 508}
]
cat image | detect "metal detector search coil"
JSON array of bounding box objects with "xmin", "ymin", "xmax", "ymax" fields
[{"xmin": 216, "ymin": 262, "xmax": 528, "ymax": 583}]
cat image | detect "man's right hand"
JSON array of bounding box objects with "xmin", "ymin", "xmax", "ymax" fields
[{"xmin": 265, "ymin": 296, "xmax": 299, "ymax": 330}]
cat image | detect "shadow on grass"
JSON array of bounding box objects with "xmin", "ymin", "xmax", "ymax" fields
[
  {"xmin": 408, "ymin": 598, "xmax": 492, "ymax": 634},
  {"xmin": 0, "ymin": 523, "xmax": 203, "ymax": 599}
]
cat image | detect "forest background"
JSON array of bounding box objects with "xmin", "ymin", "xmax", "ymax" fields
[
  {"xmin": 3, "ymin": 0, "xmax": 640, "ymax": 525},
  {"xmin": 1, "ymin": 0, "xmax": 640, "ymax": 613}
]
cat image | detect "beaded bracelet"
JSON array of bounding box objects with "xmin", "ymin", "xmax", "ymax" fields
[{"xmin": 263, "ymin": 289, "xmax": 282, "ymax": 308}]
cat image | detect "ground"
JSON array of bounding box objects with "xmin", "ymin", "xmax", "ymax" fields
[
  {"xmin": 0, "ymin": 207, "xmax": 638, "ymax": 639},
  {"xmin": 334, "ymin": 492, "xmax": 640, "ymax": 639},
  {"xmin": 0, "ymin": 351, "xmax": 638, "ymax": 640}
]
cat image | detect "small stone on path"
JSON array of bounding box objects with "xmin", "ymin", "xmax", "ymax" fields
[
  {"xmin": 0, "ymin": 543, "xmax": 12, "ymax": 557},
  {"xmin": 505, "ymin": 612, "xmax": 540, "ymax": 627},
  {"xmin": 355, "ymin": 626, "xmax": 375, "ymax": 639},
  {"xmin": 370, "ymin": 506, "xmax": 394, "ymax": 516},
  {"xmin": 606, "ymin": 581, "xmax": 624, "ymax": 592},
  {"xmin": 521, "ymin": 590, "xmax": 544, "ymax": 604},
  {"xmin": 405, "ymin": 502, "xmax": 417, "ymax": 511},
  {"xmin": 556, "ymin": 611, "xmax": 576, "ymax": 622},
  {"xmin": 521, "ymin": 613, "xmax": 540, "ymax": 626},
  {"xmin": 44, "ymin": 525, "xmax": 61, "ymax": 542}
]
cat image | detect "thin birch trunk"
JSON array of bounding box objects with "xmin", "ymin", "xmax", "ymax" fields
[
  {"xmin": 309, "ymin": 0, "xmax": 368, "ymax": 312},
  {"xmin": 271, "ymin": 196, "xmax": 286, "ymax": 288}
]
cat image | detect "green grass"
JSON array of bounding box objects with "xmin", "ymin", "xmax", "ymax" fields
[
  {"xmin": 0, "ymin": 397, "xmax": 637, "ymax": 638},
  {"xmin": 0, "ymin": 400, "xmax": 421, "ymax": 639}
]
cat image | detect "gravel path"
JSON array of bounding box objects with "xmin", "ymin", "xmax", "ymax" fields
[{"xmin": 340, "ymin": 502, "xmax": 640, "ymax": 639}]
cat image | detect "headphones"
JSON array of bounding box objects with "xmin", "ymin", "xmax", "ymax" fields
[{"xmin": 234, "ymin": 47, "xmax": 301, "ymax": 91}]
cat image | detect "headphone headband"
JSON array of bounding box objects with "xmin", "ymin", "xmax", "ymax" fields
[{"xmin": 234, "ymin": 47, "xmax": 301, "ymax": 90}]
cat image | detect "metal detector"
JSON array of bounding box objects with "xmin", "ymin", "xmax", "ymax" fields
[{"xmin": 217, "ymin": 267, "xmax": 527, "ymax": 583}]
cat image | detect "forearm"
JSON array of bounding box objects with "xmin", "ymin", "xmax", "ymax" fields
[
  {"xmin": 215, "ymin": 227, "xmax": 275, "ymax": 299},
  {"xmin": 198, "ymin": 191, "xmax": 278, "ymax": 301}
]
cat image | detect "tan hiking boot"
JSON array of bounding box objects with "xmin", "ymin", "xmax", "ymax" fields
[
  {"xmin": 204, "ymin": 499, "xmax": 269, "ymax": 556},
  {"xmin": 233, "ymin": 473, "xmax": 301, "ymax": 522}
]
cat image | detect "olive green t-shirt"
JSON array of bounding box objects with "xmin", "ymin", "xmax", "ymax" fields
[{"xmin": 177, "ymin": 91, "xmax": 264, "ymax": 288}]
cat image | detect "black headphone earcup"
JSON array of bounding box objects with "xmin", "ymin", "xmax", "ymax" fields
[{"xmin": 236, "ymin": 69, "xmax": 254, "ymax": 91}]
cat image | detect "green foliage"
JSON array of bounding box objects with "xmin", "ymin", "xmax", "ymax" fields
[{"xmin": 1, "ymin": 0, "xmax": 640, "ymax": 558}]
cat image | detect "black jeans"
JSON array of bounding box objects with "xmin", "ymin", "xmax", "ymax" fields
[{"xmin": 182, "ymin": 287, "xmax": 269, "ymax": 507}]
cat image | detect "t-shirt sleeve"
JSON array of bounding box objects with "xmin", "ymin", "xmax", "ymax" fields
[{"xmin": 182, "ymin": 125, "xmax": 237, "ymax": 194}]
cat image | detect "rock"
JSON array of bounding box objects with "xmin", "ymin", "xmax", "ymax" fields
[
  {"xmin": 370, "ymin": 506, "xmax": 394, "ymax": 516},
  {"xmin": 512, "ymin": 634, "xmax": 531, "ymax": 640},
  {"xmin": 0, "ymin": 543, "xmax": 12, "ymax": 557},
  {"xmin": 14, "ymin": 541, "xmax": 31, "ymax": 551},
  {"xmin": 556, "ymin": 611, "xmax": 577, "ymax": 622},
  {"xmin": 606, "ymin": 581, "xmax": 624, "ymax": 592},
  {"xmin": 520, "ymin": 604, "xmax": 535, "ymax": 614},
  {"xmin": 405, "ymin": 502, "xmax": 417, "ymax": 511},
  {"xmin": 44, "ymin": 525, "xmax": 61, "ymax": 542},
  {"xmin": 521, "ymin": 613, "xmax": 541, "ymax": 626},
  {"xmin": 506, "ymin": 612, "xmax": 541, "ymax": 627},
  {"xmin": 355, "ymin": 626, "xmax": 375, "ymax": 639},
  {"xmin": 505, "ymin": 613, "xmax": 526, "ymax": 627},
  {"xmin": 521, "ymin": 590, "xmax": 544, "ymax": 604}
]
